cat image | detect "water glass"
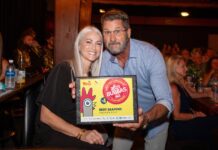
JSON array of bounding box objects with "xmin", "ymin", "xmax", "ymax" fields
[{"xmin": 212, "ymin": 81, "xmax": 218, "ymax": 101}]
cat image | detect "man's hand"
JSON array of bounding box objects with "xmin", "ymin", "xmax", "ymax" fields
[
  {"xmin": 69, "ymin": 82, "xmax": 76, "ymax": 99},
  {"xmin": 113, "ymin": 107, "xmax": 147, "ymax": 131}
]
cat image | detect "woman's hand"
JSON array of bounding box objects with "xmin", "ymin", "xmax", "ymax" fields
[
  {"xmin": 69, "ymin": 82, "xmax": 76, "ymax": 99},
  {"xmin": 80, "ymin": 129, "xmax": 104, "ymax": 145},
  {"xmin": 194, "ymin": 111, "xmax": 206, "ymax": 118}
]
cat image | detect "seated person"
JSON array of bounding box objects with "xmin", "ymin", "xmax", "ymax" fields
[
  {"xmin": 42, "ymin": 32, "xmax": 54, "ymax": 73},
  {"xmin": 187, "ymin": 48, "xmax": 206, "ymax": 80},
  {"xmin": 0, "ymin": 32, "xmax": 9, "ymax": 81},
  {"xmin": 203, "ymin": 56, "xmax": 218, "ymax": 87},
  {"xmin": 0, "ymin": 58, "xmax": 8, "ymax": 81},
  {"xmin": 14, "ymin": 28, "xmax": 43, "ymax": 76},
  {"xmin": 203, "ymin": 48, "xmax": 216, "ymax": 64},
  {"xmin": 34, "ymin": 26, "xmax": 109, "ymax": 149},
  {"xmin": 180, "ymin": 48, "xmax": 190, "ymax": 63},
  {"xmin": 166, "ymin": 55, "xmax": 218, "ymax": 146}
]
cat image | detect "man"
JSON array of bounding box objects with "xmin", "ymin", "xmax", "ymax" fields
[
  {"xmin": 100, "ymin": 9, "xmax": 173, "ymax": 150},
  {"xmin": 70, "ymin": 9, "xmax": 173, "ymax": 150}
]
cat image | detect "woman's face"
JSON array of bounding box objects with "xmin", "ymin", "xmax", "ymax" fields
[
  {"xmin": 211, "ymin": 59, "xmax": 218, "ymax": 71},
  {"xmin": 176, "ymin": 59, "xmax": 187, "ymax": 77},
  {"xmin": 79, "ymin": 32, "xmax": 102, "ymax": 63},
  {"xmin": 23, "ymin": 35, "xmax": 34, "ymax": 46}
]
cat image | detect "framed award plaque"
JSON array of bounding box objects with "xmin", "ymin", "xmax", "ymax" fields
[{"xmin": 76, "ymin": 75, "xmax": 138, "ymax": 124}]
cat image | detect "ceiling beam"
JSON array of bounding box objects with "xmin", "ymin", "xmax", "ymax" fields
[
  {"xmin": 92, "ymin": 15, "xmax": 218, "ymax": 27},
  {"xmin": 93, "ymin": 0, "xmax": 218, "ymax": 8}
]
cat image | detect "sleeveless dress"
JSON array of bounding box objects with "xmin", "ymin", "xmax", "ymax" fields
[{"xmin": 170, "ymin": 83, "xmax": 218, "ymax": 141}]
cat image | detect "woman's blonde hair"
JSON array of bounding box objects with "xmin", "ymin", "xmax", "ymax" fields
[
  {"xmin": 166, "ymin": 55, "xmax": 186, "ymax": 84},
  {"xmin": 69, "ymin": 26, "xmax": 103, "ymax": 77}
]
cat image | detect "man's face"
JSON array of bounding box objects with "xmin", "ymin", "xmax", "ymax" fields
[
  {"xmin": 192, "ymin": 53, "xmax": 202, "ymax": 65},
  {"xmin": 102, "ymin": 19, "xmax": 130, "ymax": 55}
]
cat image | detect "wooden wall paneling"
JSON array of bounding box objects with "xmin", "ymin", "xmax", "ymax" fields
[
  {"xmin": 79, "ymin": 0, "xmax": 93, "ymax": 30},
  {"xmin": 55, "ymin": 0, "xmax": 80, "ymax": 64}
]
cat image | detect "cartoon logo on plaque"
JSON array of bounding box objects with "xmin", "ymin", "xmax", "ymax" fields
[
  {"xmin": 103, "ymin": 78, "xmax": 130, "ymax": 104},
  {"xmin": 80, "ymin": 87, "xmax": 96, "ymax": 117}
]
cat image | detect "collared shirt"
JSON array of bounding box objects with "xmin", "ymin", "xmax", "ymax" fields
[{"xmin": 100, "ymin": 39, "xmax": 173, "ymax": 139}]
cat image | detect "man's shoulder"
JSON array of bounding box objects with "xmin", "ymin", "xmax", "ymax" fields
[
  {"xmin": 130, "ymin": 39, "xmax": 161, "ymax": 58},
  {"xmin": 131, "ymin": 39, "xmax": 159, "ymax": 52}
]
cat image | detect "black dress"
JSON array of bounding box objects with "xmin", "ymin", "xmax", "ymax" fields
[
  {"xmin": 170, "ymin": 83, "xmax": 218, "ymax": 142},
  {"xmin": 33, "ymin": 62, "xmax": 108, "ymax": 149}
]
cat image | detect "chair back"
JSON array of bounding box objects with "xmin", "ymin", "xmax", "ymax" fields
[{"xmin": 23, "ymin": 82, "xmax": 43, "ymax": 147}]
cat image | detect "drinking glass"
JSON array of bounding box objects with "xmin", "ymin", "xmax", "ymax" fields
[{"xmin": 212, "ymin": 81, "xmax": 218, "ymax": 101}]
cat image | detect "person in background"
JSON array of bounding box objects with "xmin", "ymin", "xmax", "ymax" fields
[
  {"xmin": 100, "ymin": 9, "xmax": 173, "ymax": 150},
  {"xmin": 42, "ymin": 32, "xmax": 54, "ymax": 73},
  {"xmin": 161, "ymin": 43, "xmax": 172, "ymax": 62},
  {"xmin": 0, "ymin": 32, "xmax": 9, "ymax": 81},
  {"xmin": 34, "ymin": 26, "xmax": 109, "ymax": 149},
  {"xmin": 180, "ymin": 48, "xmax": 190, "ymax": 63},
  {"xmin": 203, "ymin": 56, "xmax": 218, "ymax": 87},
  {"xmin": 14, "ymin": 28, "xmax": 43, "ymax": 76},
  {"xmin": 203, "ymin": 48, "xmax": 216, "ymax": 63},
  {"xmin": 186, "ymin": 48, "xmax": 206, "ymax": 85},
  {"xmin": 171, "ymin": 43, "xmax": 180, "ymax": 56},
  {"xmin": 187, "ymin": 48, "xmax": 206, "ymax": 75},
  {"xmin": 166, "ymin": 55, "xmax": 218, "ymax": 148}
]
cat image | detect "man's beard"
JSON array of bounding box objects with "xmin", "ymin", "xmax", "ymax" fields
[{"xmin": 107, "ymin": 37, "xmax": 129, "ymax": 56}]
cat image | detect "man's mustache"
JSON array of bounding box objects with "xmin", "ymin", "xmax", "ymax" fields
[{"xmin": 109, "ymin": 42, "xmax": 120, "ymax": 46}]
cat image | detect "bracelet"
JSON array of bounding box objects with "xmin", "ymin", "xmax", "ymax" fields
[{"xmin": 76, "ymin": 129, "xmax": 86, "ymax": 140}]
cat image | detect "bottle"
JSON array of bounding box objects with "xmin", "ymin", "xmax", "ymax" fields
[
  {"xmin": 17, "ymin": 53, "xmax": 26, "ymax": 85},
  {"xmin": 197, "ymin": 77, "xmax": 204, "ymax": 93},
  {"xmin": 5, "ymin": 59, "xmax": 16, "ymax": 89}
]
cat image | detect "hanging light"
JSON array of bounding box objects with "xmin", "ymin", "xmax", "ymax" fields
[
  {"xmin": 99, "ymin": 9, "xmax": 106, "ymax": 14},
  {"xmin": 180, "ymin": 11, "xmax": 190, "ymax": 17}
]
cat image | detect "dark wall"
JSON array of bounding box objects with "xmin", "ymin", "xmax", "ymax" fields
[
  {"xmin": 93, "ymin": 22, "xmax": 218, "ymax": 51},
  {"xmin": 0, "ymin": 0, "xmax": 47, "ymax": 59},
  {"xmin": 132, "ymin": 25, "xmax": 218, "ymax": 51}
]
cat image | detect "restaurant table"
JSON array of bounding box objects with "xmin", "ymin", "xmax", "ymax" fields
[
  {"xmin": 0, "ymin": 74, "xmax": 44, "ymax": 103},
  {"xmin": 192, "ymin": 97, "xmax": 218, "ymax": 116}
]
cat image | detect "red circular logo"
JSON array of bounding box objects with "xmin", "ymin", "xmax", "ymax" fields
[{"xmin": 103, "ymin": 78, "xmax": 130, "ymax": 104}]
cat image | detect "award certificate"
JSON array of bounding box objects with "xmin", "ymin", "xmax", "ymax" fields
[{"xmin": 76, "ymin": 76, "xmax": 138, "ymax": 124}]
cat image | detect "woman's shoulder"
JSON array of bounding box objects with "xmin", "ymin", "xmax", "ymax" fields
[
  {"xmin": 55, "ymin": 61, "xmax": 71, "ymax": 69},
  {"xmin": 49, "ymin": 61, "xmax": 72, "ymax": 75},
  {"xmin": 170, "ymin": 82, "xmax": 179, "ymax": 92}
]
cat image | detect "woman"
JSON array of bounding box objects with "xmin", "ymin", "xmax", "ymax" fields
[
  {"xmin": 166, "ymin": 55, "xmax": 218, "ymax": 144},
  {"xmin": 14, "ymin": 28, "xmax": 43, "ymax": 75},
  {"xmin": 0, "ymin": 32, "xmax": 8, "ymax": 81},
  {"xmin": 42, "ymin": 32, "xmax": 54, "ymax": 73},
  {"xmin": 34, "ymin": 26, "xmax": 108, "ymax": 149},
  {"xmin": 203, "ymin": 56, "xmax": 218, "ymax": 87}
]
